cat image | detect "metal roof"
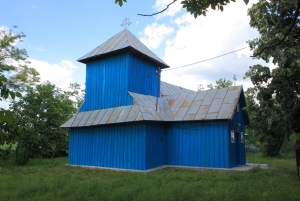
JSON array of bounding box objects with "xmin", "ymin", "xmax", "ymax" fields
[
  {"xmin": 61, "ymin": 85, "xmax": 247, "ymax": 128},
  {"xmin": 165, "ymin": 86, "xmax": 241, "ymax": 121},
  {"xmin": 77, "ymin": 29, "xmax": 169, "ymax": 68},
  {"xmin": 160, "ymin": 81, "xmax": 195, "ymax": 96}
]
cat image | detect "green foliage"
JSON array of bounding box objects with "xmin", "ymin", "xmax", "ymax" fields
[
  {"xmin": 0, "ymin": 155, "xmax": 299, "ymax": 201},
  {"xmin": 248, "ymin": 0, "xmax": 300, "ymax": 61},
  {"xmin": 116, "ymin": 0, "xmax": 296, "ymax": 18},
  {"xmin": 115, "ymin": 0, "xmax": 253, "ymax": 18},
  {"xmin": 0, "ymin": 27, "xmax": 40, "ymax": 169},
  {"xmin": 15, "ymin": 146, "xmax": 30, "ymax": 166},
  {"xmin": 207, "ymin": 78, "xmax": 233, "ymax": 89},
  {"xmin": 244, "ymin": 71, "xmax": 291, "ymax": 156},
  {"xmin": 245, "ymin": 0, "xmax": 300, "ymax": 156},
  {"xmin": 181, "ymin": 0, "xmax": 236, "ymax": 18},
  {"xmin": 115, "ymin": 0, "xmax": 126, "ymax": 6},
  {"xmin": 0, "ymin": 27, "xmax": 40, "ymax": 93},
  {"xmin": 0, "ymin": 28, "xmax": 81, "ymax": 167},
  {"xmin": 245, "ymin": 126, "xmax": 260, "ymax": 149},
  {"xmin": 66, "ymin": 82, "xmax": 85, "ymax": 109},
  {"xmin": 11, "ymin": 82, "xmax": 77, "ymax": 163}
]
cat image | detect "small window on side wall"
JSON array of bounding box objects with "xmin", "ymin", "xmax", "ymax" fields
[
  {"xmin": 231, "ymin": 130, "xmax": 235, "ymax": 143},
  {"xmin": 237, "ymin": 103, "xmax": 240, "ymax": 112}
]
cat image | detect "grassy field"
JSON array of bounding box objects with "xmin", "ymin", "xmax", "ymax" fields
[{"xmin": 0, "ymin": 152, "xmax": 299, "ymax": 201}]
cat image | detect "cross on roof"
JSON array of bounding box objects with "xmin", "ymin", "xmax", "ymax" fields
[
  {"xmin": 121, "ymin": 18, "xmax": 131, "ymax": 29},
  {"xmin": 233, "ymin": 74, "xmax": 237, "ymax": 86}
]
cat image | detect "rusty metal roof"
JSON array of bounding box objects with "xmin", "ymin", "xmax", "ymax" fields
[
  {"xmin": 161, "ymin": 86, "xmax": 242, "ymax": 121},
  {"xmin": 77, "ymin": 29, "xmax": 169, "ymax": 68},
  {"xmin": 61, "ymin": 85, "xmax": 246, "ymax": 128},
  {"xmin": 160, "ymin": 81, "xmax": 195, "ymax": 96}
]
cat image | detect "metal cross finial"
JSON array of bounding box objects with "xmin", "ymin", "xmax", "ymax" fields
[
  {"xmin": 121, "ymin": 18, "xmax": 131, "ymax": 29},
  {"xmin": 233, "ymin": 74, "xmax": 237, "ymax": 86}
]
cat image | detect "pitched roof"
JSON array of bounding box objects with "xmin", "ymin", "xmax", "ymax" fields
[
  {"xmin": 61, "ymin": 85, "xmax": 248, "ymax": 128},
  {"xmin": 78, "ymin": 29, "xmax": 169, "ymax": 68},
  {"xmin": 160, "ymin": 81, "xmax": 195, "ymax": 96},
  {"xmin": 164, "ymin": 86, "xmax": 241, "ymax": 121}
]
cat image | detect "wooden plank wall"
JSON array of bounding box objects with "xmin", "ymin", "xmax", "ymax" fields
[
  {"xmin": 68, "ymin": 123, "xmax": 147, "ymax": 170},
  {"xmin": 229, "ymin": 96, "xmax": 247, "ymax": 167},
  {"xmin": 166, "ymin": 121, "xmax": 230, "ymax": 168},
  {"xmin": 80, "ymin": 53, "xmax": 160, "ymax": 112}
]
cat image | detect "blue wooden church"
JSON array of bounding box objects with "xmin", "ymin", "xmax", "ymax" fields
[{"xmin": 61, "ymin": 29, "xmax": 249, "ymax": 171}]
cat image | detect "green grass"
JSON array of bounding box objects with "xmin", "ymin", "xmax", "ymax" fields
[
  {"xmin": 247, "ymin": 151, "xmax": 296, "ymax": 171},
  {"xmin": 0, "ymin": 153, "xmax": 299, "ymax": 201}
]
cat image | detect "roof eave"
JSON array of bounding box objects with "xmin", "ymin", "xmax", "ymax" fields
[
  {"xmin": 61, "ymin": 118, "xmax": 233, "ymax": 128},
  {"xmin": 227, "ymin": 86, "xmax": 250, "ymax": 125},
  {"xmin": 77, "ymin": 47, "xmax": 170, "ymax": 69}
]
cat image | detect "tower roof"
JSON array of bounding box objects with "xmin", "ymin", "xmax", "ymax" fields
[{"xmin": 78, "ymin": 29, "xmax": 169, "ymax": 68}]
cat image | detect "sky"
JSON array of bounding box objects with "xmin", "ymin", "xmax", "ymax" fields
[{"xmin": 1, "ymin": 0, "xmax": 273, "ymax": 92}]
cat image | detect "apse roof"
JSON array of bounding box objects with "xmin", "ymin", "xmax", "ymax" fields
[
  {"xmin": 61, "ymin": 85, "xmax": 249, "ymax": 128},
  {"xmin": 78, "ymin": 29, "xmax": 169, "ymax": 68}
]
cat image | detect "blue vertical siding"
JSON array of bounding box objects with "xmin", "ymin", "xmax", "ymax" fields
[
  {"xmin": 229, "ymin": 96, "xmax": 247, "ymax": 167},
  {"xmin": 145, "ymin": 122, "xmax": 166, "ymax": 169},
  {"xmin": 80, "ymin": 53, "xmax": 160, "ymax": 112},
  {"xmin": 68, "ymin": 123, "xmax": 147, "ymax": 170},
  {"xmin": 128, "ymin": 54, "xmax": 159, "ymax": 97},
  {"xmin": 69, "ymin": 119, "xmax": 244, "ymax": 170},
  {"xmin": 166, "ymin": 121, "xmax": 229, "ymax": 168},
  {"xmin": 69, "ymin": 119, "xmax": 246, "ymax": 170},
  {"xmin": 79, "ymin": 53, "xmax": 132, "ymax": 112}
]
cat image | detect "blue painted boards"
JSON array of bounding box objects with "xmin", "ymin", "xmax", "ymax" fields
[
  {"xmin": 128, "ymin": 54, "xmax": 160, "ymax": 97},
  {"xmin": 80, "ymin": 53, "xmax": 160, "ymax": 112},
  {"xmin": 68, "ymin": 120, "xmax": 238, "ymax": 170},
  {"xmin": 166, "ymin": 121, "xmax": 230, "ymax": 168},
  {"xmin": 69, "ymin": 123, "xmax": 147, "ymax": 170},
  {"xmin": 146, "ymin": 123, "xmax": 166, "ymax": 169},
  {"xmin": 228, "ymin": 96, "xmax": 247, "ymax": 167}
]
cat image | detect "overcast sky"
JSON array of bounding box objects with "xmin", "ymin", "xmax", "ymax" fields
[{"xmin": 1, "ymin": 0, "xmax": 272, "ymax": 91}]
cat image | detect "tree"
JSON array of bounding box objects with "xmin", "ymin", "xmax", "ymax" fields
[
  {"xmin": 244, "ymin": 85, "xmax": 292, "ymax": 156},
  {"xmin": 116, "ymin": 0, "xmax": 298, "ymax": 55},
  {"xmin": 249, "ymin": 0, "xmax": 300, "ymax": 59},
  {"xmin": 116, "ymin": 0, "xmax": 296, "ymax": 17},
  {"xmin": 207, "ymin": 78, "xmax": 233, "ymax": 89},
  {"xmin": 116, "ymin": 0, "xmax": 249, "ymax": 17},
  {"xmin": 11, "ymin": 82, "xmax": 77, "ymax": 164},
  {"xmin": 245, "ymin": 0, "xmax": 300, "ymax": 156},
  {"xmin": 0, "ymin": 27, "xmax": 40, "ymax": 93},
  {"xmin": 67, "ymin": 82, "xmax": 85, "ymax": 109},
  {"xmin": 0, "ymin": 27, "xmax": 40, "ymax": 168}
]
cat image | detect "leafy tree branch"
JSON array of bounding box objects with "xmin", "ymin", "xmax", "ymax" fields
[
  {"xmin": 116, "ymin": 0, "xmax": 251, "ymax": 18},
  {"xmin": 138, "ymin": 0, "xmax": 178, "ymax": 16},
  {"xmin": 251, "ymin": 0, "xmax": 300, "ymax": 57}
]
